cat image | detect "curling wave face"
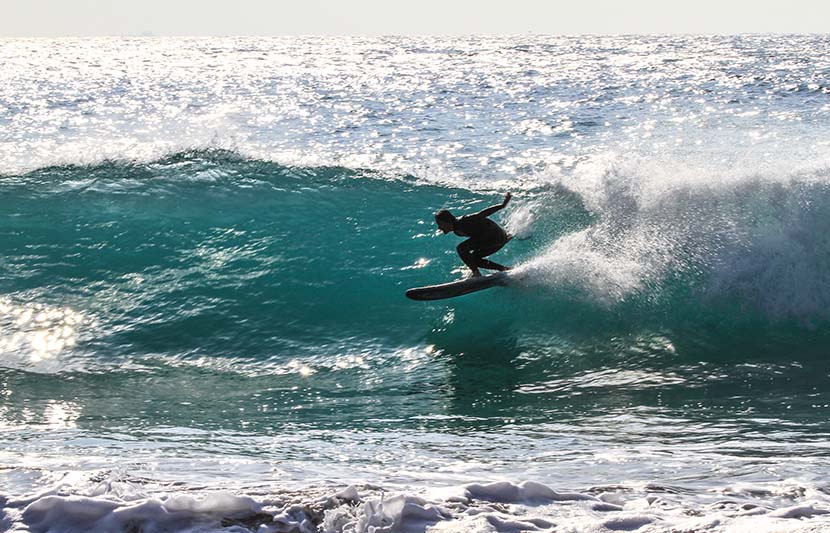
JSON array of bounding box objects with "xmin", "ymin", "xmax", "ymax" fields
[
  {"xmin": 3, "ymin": 153, "xmax": 830, "ymax": 469},
  {"xmin": 2, "ymin": 151, "xmax": 830, "ymax": 373}
]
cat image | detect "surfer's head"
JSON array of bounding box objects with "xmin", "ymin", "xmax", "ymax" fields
[{"xmin": 435, "ymin": 209, "xmax": 455, "ymax": 234}]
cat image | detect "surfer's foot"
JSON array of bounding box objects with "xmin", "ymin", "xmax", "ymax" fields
[{"xmin": 470, "ymin": 270, "xmax": 482, "ymax": 277}]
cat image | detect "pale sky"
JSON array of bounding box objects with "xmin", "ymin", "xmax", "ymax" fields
[{"xmin": 2, "ymin": 0, "xmax": 829, "ymax": 36}]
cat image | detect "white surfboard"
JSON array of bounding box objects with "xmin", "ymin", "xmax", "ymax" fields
[{"xmin": 405, "ymin": 272, "xmax": 510, "ymax": 301}]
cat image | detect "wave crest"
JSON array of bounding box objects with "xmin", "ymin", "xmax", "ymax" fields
[{"xmin": 3, "ymin": 150, "xmax": 830, "ymax": 367}]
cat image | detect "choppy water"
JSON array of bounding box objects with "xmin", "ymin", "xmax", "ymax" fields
[{"xmin": 2, "ymin": 35, "xmax": 830, "ymax": 532}]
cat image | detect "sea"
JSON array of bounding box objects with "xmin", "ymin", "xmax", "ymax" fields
[{"xmin": 2, "ymin": 35, "xmax": 830, "ymax": 532}]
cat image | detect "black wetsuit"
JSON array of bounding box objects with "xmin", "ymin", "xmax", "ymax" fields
[{"xmin": 454, "ymin": 214, "xmax": 510, "ymax": 272}]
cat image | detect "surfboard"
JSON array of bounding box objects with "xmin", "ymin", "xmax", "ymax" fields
[{"xmin": 405, "ymin": 272, "xmax": 510, "ymax": 301}]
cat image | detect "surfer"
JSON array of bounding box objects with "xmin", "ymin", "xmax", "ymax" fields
[{"xmin": 435, "ymin": 193, "xmax": 513, "ymax": 277}]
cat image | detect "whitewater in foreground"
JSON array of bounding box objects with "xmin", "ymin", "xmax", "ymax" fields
[{"xmin": 2, "ymin": 35, "xmax": 830, "ymax": 532}]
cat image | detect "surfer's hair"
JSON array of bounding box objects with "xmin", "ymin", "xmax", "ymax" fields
[{"xmin": 435, "ymin": 209, "xmax": 455, "ymax": 224}]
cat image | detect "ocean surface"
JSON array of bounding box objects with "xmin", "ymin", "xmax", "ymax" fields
[{"xmin": 2, "ymin": 35, "xmax": 830, "ymax": 532}]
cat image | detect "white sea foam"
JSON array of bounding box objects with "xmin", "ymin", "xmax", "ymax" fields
[
  {"xmin": 508, "ymin": 151, "xmax": 830, "ymax": 321},
  {"xmin": 4, "ymin": 478, "xmax": 830, "ymax": 532}
]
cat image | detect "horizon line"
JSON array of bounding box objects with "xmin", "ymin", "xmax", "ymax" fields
[{"xmin": 2, "ymin": 31, "xmax": 829, "ymax": 39}]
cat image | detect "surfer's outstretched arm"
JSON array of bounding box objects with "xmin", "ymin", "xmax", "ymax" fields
[{"xmin": 473, "ymin": 192, "xmax": 512, "ymax": 218}]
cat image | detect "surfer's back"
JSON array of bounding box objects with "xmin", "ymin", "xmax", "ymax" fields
[{"xmin": 454, "ymin": 213, "xmax": 506, "ymax": 239}]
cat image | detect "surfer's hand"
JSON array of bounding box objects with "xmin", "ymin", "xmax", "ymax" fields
[{"xmin": 503, "ymin": 192, "xmax": 512, "ymax": 206}]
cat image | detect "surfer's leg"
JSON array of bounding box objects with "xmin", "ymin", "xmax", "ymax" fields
[
  {"xmin": 456, "ymin": 239, "xmax": 482, "ymax": 276},
  {"xmin": 473, "ymin": 239, "xmax": 511, "ymax": 271},
  {"xmin": 478, "ymin": 258, "xmax": 510, "ymax": 271}
]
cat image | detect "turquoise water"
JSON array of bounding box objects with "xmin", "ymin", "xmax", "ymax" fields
[{"xmin": 2, "ymin": 35, "xmax": 830, "ymax": 531}]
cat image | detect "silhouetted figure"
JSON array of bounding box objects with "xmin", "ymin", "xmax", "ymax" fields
[{"xmin": 435, "ymin": 193, "xmax": 513, "ymax": 277}]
